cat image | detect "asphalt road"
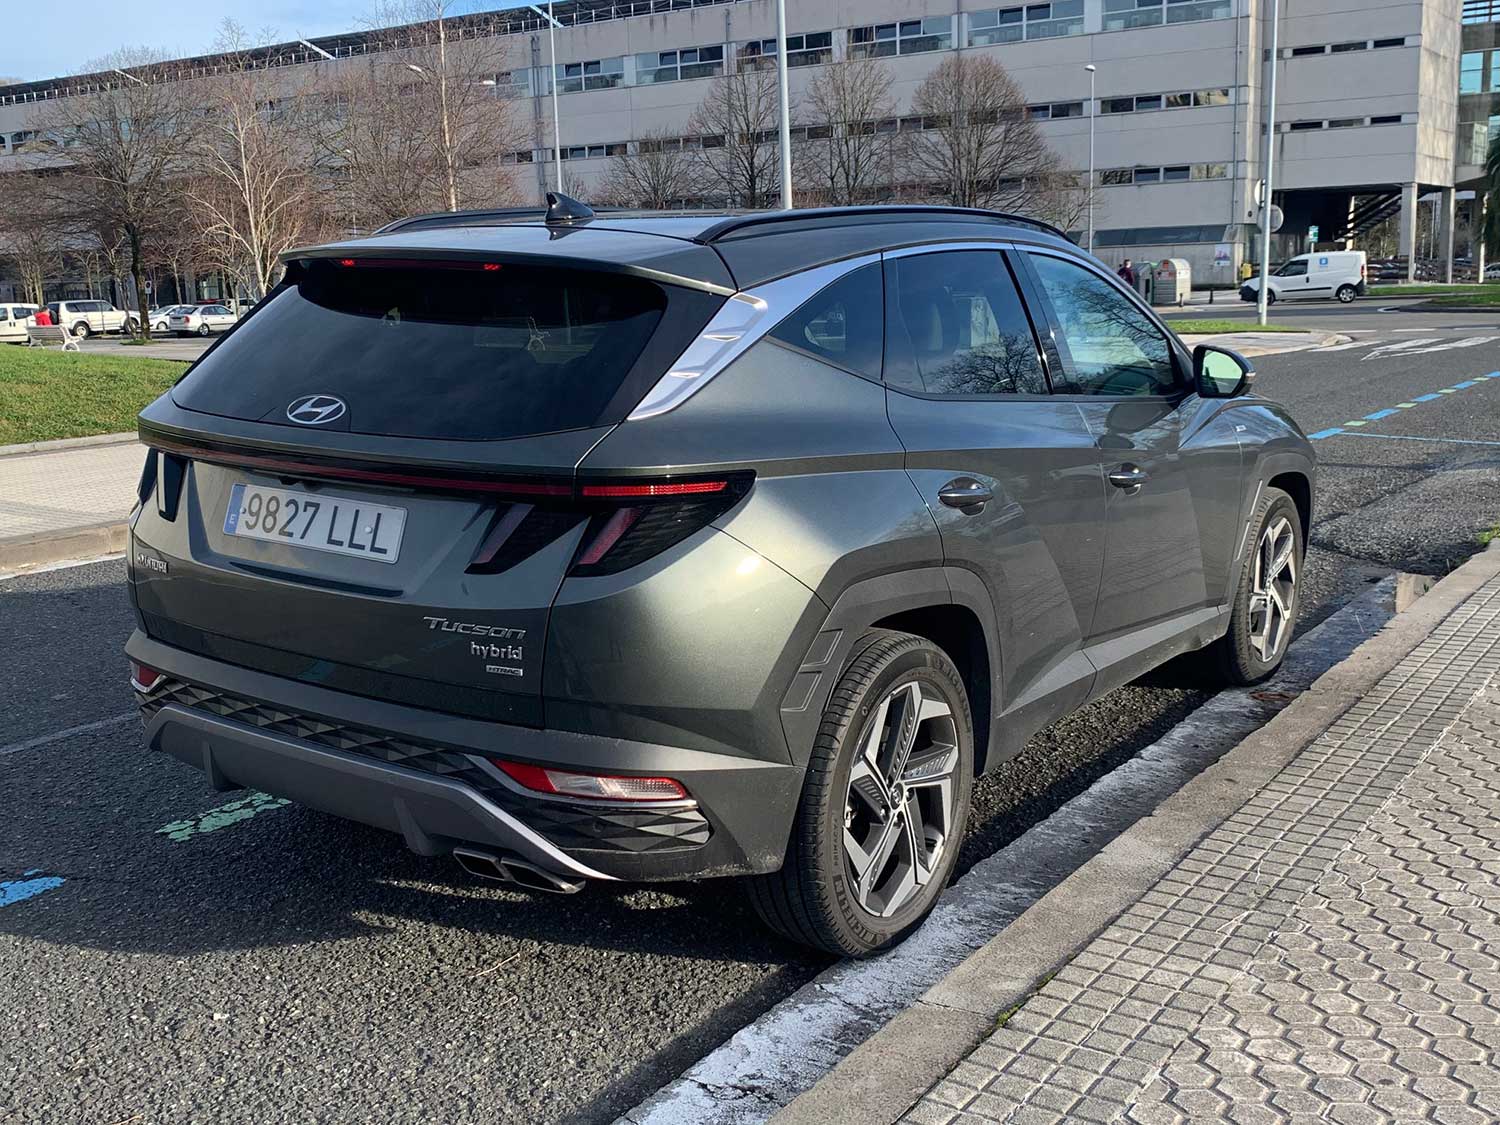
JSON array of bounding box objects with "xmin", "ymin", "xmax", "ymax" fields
[{"xmin": 2, "ymin": 321, "xmax": 1497, "ymax": 1124}]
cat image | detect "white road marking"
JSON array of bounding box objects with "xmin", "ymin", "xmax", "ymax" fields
[
  {"xmin": 0, "ymin": 712, "xmax": 136, "ymax": 758},
  {"xmin": 615, "ymin": 581, "xmax": 1399, "ymax": 1125},
  {"xmin": 1319, "ymin": 338, "xmax": 1385, "ymax": 352},
  {"xmin": 1361, "ymin": 338, "xmax": 1439, "ymax": 359},
  {"xmin": 0, "ymin": 551, "xmax": 125, "ymax": 584},
  {"xmin": 1389, "ymin": 336, "xmax": 1500, "ymax": 358}
]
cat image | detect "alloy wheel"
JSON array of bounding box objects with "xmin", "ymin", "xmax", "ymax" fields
[
  {"xmin": 1249, "ymin": 515, "xmax": 1297, "ymax": 662},
  {"xmin": 842, "ymin": 679, "xmax": 960, "ymax": 918}
]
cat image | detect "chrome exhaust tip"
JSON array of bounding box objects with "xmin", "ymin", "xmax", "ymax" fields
[{"xmin": 454, "ymin": 847, "xmax": 585, "ymax": 895}]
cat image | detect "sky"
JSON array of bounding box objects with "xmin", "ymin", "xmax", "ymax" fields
[{"xmin": 0, "ymin": 0, "xmax": 506, "ymax": 84}]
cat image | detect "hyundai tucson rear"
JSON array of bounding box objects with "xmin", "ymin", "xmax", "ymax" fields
[{"xmin": 129, "ymin": 201, "xmax": 1314, "ymax": 956}]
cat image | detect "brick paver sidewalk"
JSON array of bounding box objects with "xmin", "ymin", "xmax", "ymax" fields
[
  {"xmin": 909, "ymin": 572, "xmax": 1500, "ymax": 1125},
  {"xmin": 0, "ymin": 440, "xmax": 141, "ymax": 544}
]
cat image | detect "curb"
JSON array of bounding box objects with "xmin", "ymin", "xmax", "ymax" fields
[
  {"xmin": 770, "ymin": 543, "xmax": 1500, "ymax": 1125},
  {"xmin": 0, "ymin": 431, "xmax": 137, "ymax": 458},
  {"xmin": 0, "ymin": 520, "xmax": 130, "ymax": 575}
]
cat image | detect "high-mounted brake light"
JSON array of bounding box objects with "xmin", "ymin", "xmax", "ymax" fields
[
  {"xmin": 580, "ymin": 480, "xmax": 728, "ymax": 498},
  {"xmin": 338, "ymin": 258, "xmax": 356, "ymax": 267},
  {"xmin": 492, "ymin": 760, "xmax": 688, "ymax": 802},
  {"xmin": 482, "ymin": 263, "xmax": 502, "ymax": 271}
]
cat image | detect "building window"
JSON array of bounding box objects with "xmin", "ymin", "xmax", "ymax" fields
[
  {"xmin": 1370, "ymin": 114, "xmax": 1404, "ymax": 124},
  {"xmin": 1328, "ymin": 117, "xmax": 1361, "ymax": 128},
  {"xmin": 1462, "ymin": 51, "xmax": 1493, "ymax": 95},
  {"xmin": 556, "ymin": 57, "xmax": 624, "ymax": 93},
  {"xmin": 1101, "ymin": 169, "xmax": 1133, "ymax": 185},
  {"xmin": 738, "ymin": 32, "xmax": 833, "ymax": 69},
  {"xmin": 1029, "ymin": 101, "xmax": 1084, "ymax": 119},
  {"xmin": 1100, "ymin": 87, "xmax": 1231, "ymax": 114},
  {"xmin": 1192, "ymin": 163, "xmax": 1227, "ymax": 180},
  {"xmin": 1161, "ymin": 165, "xmax": 1190, "ymax": 182},
  {"xmin": 1133, "ymin": 168, "xmax": 1161, "ymax": 184},
  {"xmin": 849, "ymin": 17, "xmax": 952, "ymax": 59},
  {"xmin": 1289, "ymin": 120, "xmax": 1322, "ymax": 131},
  {"xmin": 968, "ymin": 2, "xmax": 1083, "ymax": 43},
  {"xmin": 634, "ymin": 45, "xmax": 724, "ymax": 84},
  {"xmin": 1291, "ymin": 45, "xmax": 1327, "ymax": 57},
  {"xmin": 1102, "ymin": 0, "xmax": 1230, "ymax": 31},
  {"xmin": 1330, "ymin": 41, "xmax": 1367, "ymax": 53},
  {"xmin": 1099, "ymin": 163, "xmax": 1226, "ymax": 186}
]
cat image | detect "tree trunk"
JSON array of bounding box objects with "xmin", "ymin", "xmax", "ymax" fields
[{"xmin": 129, "ymin": 226, "xmax": 151, "ymax": 340}]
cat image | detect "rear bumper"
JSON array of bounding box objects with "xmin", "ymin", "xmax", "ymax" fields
[{"xmin": 128, "ymin": 630, "xmax": 803, "ymax": 882}]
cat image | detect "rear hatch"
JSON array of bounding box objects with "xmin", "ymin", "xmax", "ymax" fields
[{"xmin": 133, "ymin": 254, "xmax": 724, "ymax": 725}]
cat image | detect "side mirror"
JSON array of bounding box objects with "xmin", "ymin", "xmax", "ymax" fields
[{"xmin": 1194, "ymin": 344, "xmax": 1255, "ymax": 399}]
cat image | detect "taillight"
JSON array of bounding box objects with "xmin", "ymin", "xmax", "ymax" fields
[
  {"xmin": 492, "ymin": 759, "xmax": 688, "ymax": 802},
  {"xmin": 568, "ymin": 474, "xmax": 752, "ymax": 577},
  {"xmin": 130, "ymin": 660, "xmax": 164, "ymax": 693}
]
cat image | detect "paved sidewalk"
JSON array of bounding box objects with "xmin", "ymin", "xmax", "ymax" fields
[
  {"xmin": 0, "ymin": 439, "xmax": 142, "ymax": 570},
  {"xmin": 906, "ymin": 570, "xmax": 1500, "ymax": 1124}
]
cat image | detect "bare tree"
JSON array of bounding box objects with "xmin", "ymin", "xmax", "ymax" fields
[
  {"xmin": 799, "ymin": 58, "xmax": 897, "ymax": 206},
  {"xmin": 598, "ymin": 130, "xmax": 701, "ymax": 209},
  {"xmin": 905, "ymin": 55, "xmax": 1055, "ymax": 211},
  {"xmin": 1027, "ymin": 170, "xmax": 1093, "ymax": 236},
  {"xmin": 0, "ymin": 176, "xmax": 64, "ymax": 303},
  {"xmin": 186, "ymin": 21, "xmax": 332, "ymax": 300},
  {"xmin": 690, "ymin": 64, "xmax": 783, "ymax": 209},
  {"xmin": 36, "ymin": 49, "xmax": 191, "ymax": 337},
  {"xmin": 315, "ymin": 0, "xmax": 523, "ymax": 225}
]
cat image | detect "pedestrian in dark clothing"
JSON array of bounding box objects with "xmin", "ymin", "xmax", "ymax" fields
[{"xmin": 1117, "ymin": 259, "xmax": 1137, "ymax": 287}]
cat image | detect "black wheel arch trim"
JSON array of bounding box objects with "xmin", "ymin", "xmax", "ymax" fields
[{"xmin": 778, "ymin": 566, "xmax": 1003, "ymax": 772}]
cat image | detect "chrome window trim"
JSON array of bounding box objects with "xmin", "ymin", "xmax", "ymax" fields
[
  {"xmin": 627, "ymin": 251, "xmax": 883, "ymax": 420},
  {"xmin": 881, "ymin": 239, "xmax": 1018, "ymax": 259}
]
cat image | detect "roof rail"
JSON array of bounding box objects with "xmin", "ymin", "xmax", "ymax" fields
[{"xmin": 694, "ymin": 206, "xmax": 1074, "ymax": 246}]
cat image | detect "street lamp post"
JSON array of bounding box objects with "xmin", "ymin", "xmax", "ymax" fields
[
  {"xmin": 1084, "ymin": 64, "xmax": 1096, "ymax": 253},
  {"xmin": 528, "ymin": 3, "xmax": 565, "ymax": 194},
  {"xmin": 1257, "ymin": 0, "xmax": 1281, "ymax": 327},
  {"xmin": 774, "ymin": 0, "xmax": 793, "ymax": 209}
]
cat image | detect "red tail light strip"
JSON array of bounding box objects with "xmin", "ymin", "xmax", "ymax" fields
[{"xmin": 580, "ymin": 480, "xmax": 728, "ymax": 498}]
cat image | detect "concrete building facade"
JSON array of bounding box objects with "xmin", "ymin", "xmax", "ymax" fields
[{"xmin": 0, "ymin": 0, "xmax": 1471, "ymax": 287}]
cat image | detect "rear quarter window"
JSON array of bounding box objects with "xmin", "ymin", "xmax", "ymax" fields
[{"xmin": 172, "ymin": 259, "xmax": 718, "ymax": 440}]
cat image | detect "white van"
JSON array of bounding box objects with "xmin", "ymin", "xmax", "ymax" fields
[
  {"xmin": 1240, "ymin": 250, "xmax": 1367, "ymax": 304},
  {"xmin": 0, "ymin": 302, "xmax": 40, "ymax": 343}
]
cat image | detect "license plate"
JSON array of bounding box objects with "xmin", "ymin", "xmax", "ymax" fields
[{"xmin": 223, "ymin": 483, "xmax": 405, "ymax": 564}]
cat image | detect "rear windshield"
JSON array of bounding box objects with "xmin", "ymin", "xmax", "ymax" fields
[{"xmin": 172, "ymin": 258, "xmax": 689, "ymax": 440}]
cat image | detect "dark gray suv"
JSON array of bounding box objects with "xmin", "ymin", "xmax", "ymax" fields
[{"xmin": 127, "ymin": 201, "xmax": 1313, "ymax": 956}]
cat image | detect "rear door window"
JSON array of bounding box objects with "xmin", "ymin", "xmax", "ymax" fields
[
  {"xmin": 885, "ymin": 250, "xmax": 1048, "ymax": 396},
  {"xmin": 172, "ymin": 259, "xmax": 712, "ymax": 440},
  {"xmin": 769, "ymin": 263, "xmax": 883, "ymax": 380}
]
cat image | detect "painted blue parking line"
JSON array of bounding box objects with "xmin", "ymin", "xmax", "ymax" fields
[
  {"xmin": 1363, "ymin": 409, "xmax": 1399, "ymax": 421},
  {"xmin": 1412, "ymin": 393, "xmax": 1443, "ymax": 402},
  {"xmin": 1451, "ymin": 381, "xmax": 1478, "ymax": 390},
  {"xmin": 1307, "ymin": 428, "xmax": 1344, "ymax": 440},
  {"xmin": 0, "ymin": 870, "xmax": 65, "ymax": 908}
]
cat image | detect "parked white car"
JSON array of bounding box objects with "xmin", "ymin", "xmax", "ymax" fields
[
  {"xmin": 0, "ymin": 302, "xmax": 40, "ymax": 344},
  {"xmin": 169, "ymin": 304, "xmax": 238, "ymax": 336},
  {"xmin": 1239, "ymin": 250, "xmax": 1368, "ymax": 304},
  {"xmin": 48, "ymin": 299, "xmax": 138, "ymax": 337}
]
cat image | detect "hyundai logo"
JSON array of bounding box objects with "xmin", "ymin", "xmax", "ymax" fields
[{"xmin": 286, "ymin": 394, "xmax": 347, "ymax": 425}]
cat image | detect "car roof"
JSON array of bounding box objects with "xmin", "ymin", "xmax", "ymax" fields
[{"xmin": 285, "ymin": 205, "xmax": 1079, "ymax": 293}]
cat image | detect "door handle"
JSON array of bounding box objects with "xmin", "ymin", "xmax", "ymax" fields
[
  {"xmin": 1107, "ymin": 465, "xmax": 1150, "ymax": 494},
  {"xmin": 938, "ymin": 479, "xmax": 993, "ymax": 510}
]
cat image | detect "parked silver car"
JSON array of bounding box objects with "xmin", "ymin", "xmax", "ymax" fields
[{"xmin": 169, "ymin": 304, "xmax": 238, "ymax": 336}]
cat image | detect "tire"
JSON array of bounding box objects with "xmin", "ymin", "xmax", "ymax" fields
[
  {"xmin": 124, "ymin": 318, "xmax": 139, "ymax": 335},
  {"xmin": 1207, "ymin": 487, "xmax": 1304, "ymax": 686},
  {"xmin": 1264, "ymin": 290, "xmax": 1277, "ymax": 306},
  {"xmin": 1336, "ymin": 284, "xmax": 1357, "ymax": 304},
  {"xmin": 197, "ymin": 323, "xmax": 211, "ymax": 337},
  {"xmin": 747, "ymin": 629, "xmax": 973, "ymax": 957},
  {"xmin": 71, "ymin": 322, "xmax": 90, "ymax": 338}
]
